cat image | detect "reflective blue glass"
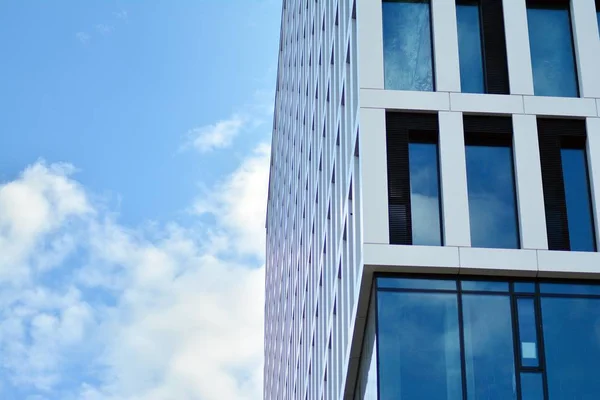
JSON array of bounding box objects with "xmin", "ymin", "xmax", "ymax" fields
[
  {"xmin": 561, "ymin": 148, "xmax": 596, "ymax": 251},
  {"xmin": 540, "ymin": 282, "xmax": 600, "ymax": 295},
  {"xmin": 517, "ymin": 298, "xmax": 539, "ymax": 367},
  {"xmin": 457, "ymin": 3, "xmax": 485, "ymax": 93},
  {"xmin": 377, "ymin": 291, "xmax": 463, "ymax": 400},
  {"xmin": 462, "ymin": 295, "xmax": 517, "ymax": 400},
  {"xmin": 383, "ymin": 0, "xmax": 434, "ymax": 91},
  {"xmin": 378, "ymin": 277, "xmax": 456, "ymax": 290},
  {"xmin": 462, "ymin": 281, "xmax": 509, "ymax": 292},
  {"xmin": 466, "ymin": 145, "xmax": 519, "ymax": 248},
  {"xmin": 514, "ymin": 282, "xmax": 536, "ymax": 293},
  {"xmin": 527, "ymin": 6, "xmax": 578, "ymax": 97},
  {"xmin": 541, "ymin": 297, "xmax": 600, "ymax": 399},
  {"xmin": 409, "ymin": 142, "xmax": 442, "ymax": 245},
  {"xmin": 521, "ymin": 373, "xmax": 544, "ymax": 400}
]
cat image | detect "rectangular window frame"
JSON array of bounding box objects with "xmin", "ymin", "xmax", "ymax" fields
[
  {"xmin": 537, "ymin": 118, "xmax": 596, "ymax": 251},
  {"xmin": 456, "ymin": 0, "xmax": 510, "ymax": 94},
  {"xmin": 386, "ymin": 112, "xmax": 443, "ymax": 246},
  {"xmin": 382, "ymin": 0, "xmax": 436, "ymax": 91},
  {"xmin": 463, "ymin": 115, "xmax": 521, "ymax": 249},
  {"xmin": 526, "ymin": 0, "xmax": 581, "ymax": 98}
]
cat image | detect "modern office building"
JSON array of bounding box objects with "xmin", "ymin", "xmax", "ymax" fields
[{"xmin": 264, "ymin": 0, "xmax": 600, "ymax": 399}]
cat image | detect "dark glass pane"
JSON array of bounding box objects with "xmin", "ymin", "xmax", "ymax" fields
[
  {"xmin": 383, "ymin": 0, "xmax": 434, "ymax": 91},
  {"xmin": 561, "ymin": 148, "xmax": 596, "ymax": 251},
  {"xmin": 514, "ymin": 282, "xmax": 536, "ymax": 293},
  {"xmin": 540, "ymin": 282, "xmax": 600, "ymax": 295},
  {"xmin": 461, "ymin": 281, "xmax": 509, "ymax": 292},
  {"xmin": 409, "ymin": 142, "xmax": 442, "ymax": 245},
  {"xmin": 457, "ymin": 3, "xmax": 485, "ymax": 93},
  {"xmin": 462, "ymin": 295, "xmax": 516, "ymax": 400},
  {"xmin": 377, "ymin": 277, "xmax": 456, "ymax": 291},
  {"xmin": 517, "ymin": 298, "xmax": 539, "ymax": 368},
  {"xmin": 542, "ymin": 297, "xmax": 600, "ymax": 399},
  {"xmin": 597, "ymin": 11, "xmax": 600, "ymax": 38},
  {"xmin": 377, "ymin": 291, "xmax": 462, "ymax": 400},
  {"xmin": 527, "ymin": 6, "xmax": 578, "ymax": 97},
  {"xmin": 466, "ymin": 145, "xmax": 519, "ymax": 248},
  {"xmin": 521, "ymin": 373, "xmax": 544, "ymax": 400}
]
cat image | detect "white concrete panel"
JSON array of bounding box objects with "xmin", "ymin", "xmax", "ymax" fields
[
  {"xmin": 586, "ymin": 118, "xmax": 600, "ymax": 251},
  {"xmin": 363, "ymin": 243, "xmax": 460, "ymax": 270},
  {"xmin": 450, "ymin": 93, "xmax": 524, "ymax": 114},
  {"xmin": 502, "ymin": 0, "xmax": 535, "ymax": 95},
  {"xmin": 513, "ymin": 115, "xmax": 548, "ymax": 250},
  {"xmin": 459, "ymin": 248, "xmax": 538, "ymax": 276},
  {"xmin": 431, "ymin": 0, "xmax": 461, "ymax": 92},
  {"xmin": 359, "ymin": 108, "xmax": 389, "ymax": 244},
  {"xmin": 438, "ymin": 111, "xmax": 471, "ymax": 247},
  {"xmin": 597, "ymin": 99, "xmax": 600, "ymax": 117},
  {"xmin": 357, "ymin": 0, "xmax": 384, "ymax": 89},
  {"xmin": 360, "ymin": 88, "xmax": 450, "ymax": 111},
  {"xmin": 570, "ymin": 0, "xmax": 600, "ymax": 98},
  {"xmin": 523, "ymin": 96, "xmax": 598, "ymax": 117},
  {"xmin": 538, "ymin": 250, "xmax": 600, "ymax": 277}
]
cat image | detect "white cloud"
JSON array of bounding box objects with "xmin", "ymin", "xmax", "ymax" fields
[
  {"xmin": 185, "ymin": 114, "xmax": 246, "ymax": 153},
  {"xmin": 0, "ymin": 147, "xmax": 269, "ymax": 399},
  {"xmin": 193, "ymin": 143, "xmax": 270, "ymax": 258},
  {"xmin": 75, "ymin": 32, "xmax": 90, "ymax": 45}
]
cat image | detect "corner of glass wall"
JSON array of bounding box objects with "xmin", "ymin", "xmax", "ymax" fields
[
  {"xmin": 354, "ymin": 286, "xmax": 378, "ymax": 400},
  {"xmin": 382, "ymin": 0, "xmax": 434, "ymax": 91}
]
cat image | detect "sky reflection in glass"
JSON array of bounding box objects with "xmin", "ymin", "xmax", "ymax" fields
[
  {"xmin": 542, "ymin": 297, "xmax": 600, "ymax": 399},
  {"xmin": 561, "ymin": 148, "xmax": 596, "ymax": 251},
  {"xmin": 527, "ymin": 6, "xmax": 578, "ymax": 97},
  {"xmin": 457, "ymin": 2, "xmax": 485, "ymax": 93},
  {"xmin": 463, "ymin": 295, "xmax": 516, "ymax": 400},
  {"xmin": 383, "ymin": 0, "xmax": 434, "ymax": 91},
  {"xmin": 409, "ymin": 142, "xmax": 442, "ymax": 245},
  {"xmin": 377, "ymin": 291, "xmax": 462, "ymax": 400},
  {"xmin": 466, "ymin": 144, "xmax": 519, "ymax": 249}
]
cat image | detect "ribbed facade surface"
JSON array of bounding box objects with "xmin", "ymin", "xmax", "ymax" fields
[{"xmin": 265, "ymin": 0, "xmax": 600, "ymax": 398}]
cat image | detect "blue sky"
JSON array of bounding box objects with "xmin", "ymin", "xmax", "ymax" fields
[{"xmin": 0, "ymin": 1, "xmax": 279, "ymax": 399}]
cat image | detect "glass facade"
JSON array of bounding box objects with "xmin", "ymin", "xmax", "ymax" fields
[
  {"xmin": 527, "ymin": 4, "xmax": 579, "ymax": 97},
  {"xmin": 382, "ymin": 0, "xmax": 434, "ymax": 91},
  {"xmin": 561, "ymin": 147, "xmax": 596, "ymax": 251},
  {"xmin": 465, "ymin": 142, "xmax": 520, "ymax": 249},
  {"xmin": 409, "ymin": 141, "xmax": 442, "ymax": 245},
  {"xmin": 374, "ymin": 276, "xmax": 600, "ymax": 400},
  {"xmin": 456, "ymin": 1, "xmax": 485, "ymax": 93}
]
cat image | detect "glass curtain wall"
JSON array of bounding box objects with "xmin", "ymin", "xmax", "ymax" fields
[{"xmin": 373, "ymin": 276, "xmax": 600, "ymax": 400}]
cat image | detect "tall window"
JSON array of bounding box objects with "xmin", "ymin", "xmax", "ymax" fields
[
  {"xmin": 527, "ymin": 1, "xmax": 579, "ymax": 97},
  {"xmin": 374, "ymin": 276, "xmax": 600, "ymax": 400},
  {"xmin": 538, "ymin": 118, "xmax": 596, "ymax": 252},
  {"xmin": 456, "ymin": 0, "xmax": 510, "ymax": 94},
  {"xmin": 382, "ymin": 0, "xmax": 434, "ymax": 91},
  {"xmin": 386, "ymin": 113, "xmax": 442, "ymax": 246},
  {"xmin": 464, "ymin": 116, "xmax": 520, "ymax": 249}
]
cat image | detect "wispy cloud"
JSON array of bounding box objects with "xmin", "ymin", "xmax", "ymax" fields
[
  {"xmin": 183, "ymin": 89, "xmax": 274, "ymax": 154},
  {"xmin": 114, "ymin": 10, "xmax": 128, "ymax": 20},
  {"xmin": 95, "ymin": 24, "xmax": 114, "ymax": 35},
  {"xmin": 0, "ymin": 149, "xmax": 269, "ymax": 399},
  {"xmin": 185, "ymin": 114, "xmax": 247, "ymax": 153},
  {"xmin": 75, "ymin": 32, "xmax": 90, "ymax": 45}
]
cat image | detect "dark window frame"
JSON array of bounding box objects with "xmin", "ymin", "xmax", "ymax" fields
[
  {"xmin": 386, "ymin": 112, "xmax": 442, "ymax": 245},
  {"xmin": 537, "ymin": 118, "xmax": 596, "ymax": 251},
  {"xmin": 456, "ymin": 0, "xmax": 510, "ymax": 94}
]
